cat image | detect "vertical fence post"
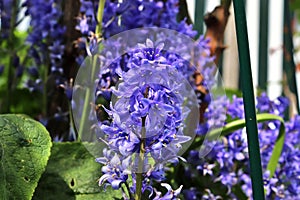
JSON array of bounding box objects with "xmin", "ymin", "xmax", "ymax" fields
[
  {"xmin": 283, "ymin": 0, "xmax": 300, "ymax": 114},
  {"xmin": 194, "ymin": 0, "xmax": 205, "ymax": 37},
  {"xmin": 258, "ymin": 0, "xmax": 269, "ymax": 90},
  {"xmin": 232, "ymin": 1, "xmax": 265, "ymax": 199}
]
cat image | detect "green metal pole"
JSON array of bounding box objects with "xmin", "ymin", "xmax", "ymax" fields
[
  {"xmin": 232, "ymin": 1, "xmax": 265, "ymax": 199},
  {"xmin": 258, "ymin": 0, "xmax": 269, "ymax": 90},
  {"xmin": 283, "ymin": 0, "xmax": 300, "ymax": 113},
  {"xmin": 194, "ymin": 0, "xmax": 205, "ymax": 37}
]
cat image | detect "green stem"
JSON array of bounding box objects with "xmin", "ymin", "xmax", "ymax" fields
[
  {"xmin": 135, "ymin": 120, "xmax": 146, "ymax": 200},
  {"xmin": 95, "ymin": 0, "xmax": 106, "ymax": 36},
  {"xmin": 124, "ymin": 182, "xmax": 133, "ymax": 200},
  {"xmin": 4, "ymin": 0, "xmax": 18, "ymax": 113},
  {"xmin": 135, "ymin": 151, "xmax": 144, "ymax": 199},
  {"xmin": 42, "ymin": 62, "xmax": 49, "ymax": 116},
  {"xmin": 77, "ymin": 0, "xmax": 105, "ymax": 140},
  {"xmin": 68, "ymin": 100, "xmax": 78, "ymax": 138},
  {"xmin": 78, "ymin": 52, "xmax": 98, "ymax": 140},
  {"xmin": 41, "ymin": 38, "xmax": 53, "ymax": 117},
  {"xmin": 78, "ymin": 82, "xmax": 91, "ymax": 140}
]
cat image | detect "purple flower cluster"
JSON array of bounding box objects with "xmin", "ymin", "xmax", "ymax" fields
[
  {"xmin": 75, "ymin": 0, "xmax": 215, "ymax": 102},
  {"xmin": 0, "ymin": 0, "xmax": 14, "ymax": 39},
  {"xmin": 0, "ymin": 0, "xmax": 24, "ymax": 79},
  {"xmin": 182, "ymin": 93, "xmax": 300, "ymax": 199},
  {"xmin": 102, "ymin": 0, "xmax": 196, "ymax": 38},
  {"xmin": 96, "ymin": 45, "xmax": 194, "ymax": 197},
  {"xmin": 97, "ymin": 148, "xmax": 183, "ymax": 199},
  {"xmin": 75, "ymin": 0, "xmax": 101, "ymax": 66},
  {"xmin": 76, "ymin": 0, "xmax": 97, "ymax": 35},
  {"xmin": 197, "ymin": 96, "xmax": 228, "ymax": 135},
  {"xmin": 96, "ymin": 34, "xmax": 215, "ymax": 110},
  {"xmin": 74, "ymin": 1, "xmax": 300, "ymax": 199},
  {"xmin": 3, "ymin": 0, "xmax": 299, "ymax": 199},
  {"xmin": 84, "ymin": 2, "xmax": 218, "ymax": 198},
  {"xmin": 23, "ymin": 0, "xmax": 66, "ymax": 91},
  {"xmin": 96, "ymin": 148, "xmax": 131, "ymax": 189},
  {"xmin": 256, "ymin": 92, "xmax": 289, "ymax": 117}
]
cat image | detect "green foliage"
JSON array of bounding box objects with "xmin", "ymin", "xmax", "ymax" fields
[
  {"xmin": 177, "ymin": 113, "xmax": 286, "ymax": 199},
  {"xmin": 0, "ymin": 30, "xmax": 32, "ymax": 114},
  {"xmin": 2, "ymin": 89, "xmax": 43, "ymax": 116},
  {"xmin": 0, "ymin": 114, "xmax": 52, "ymax": 200},
  {"xmin": 290, "ymin": 0, "xmax": 300, "ymax": 11},
  {"xmin": 33, "ymin": 142, "xmax": 123, "ymax": 200},
  {"xmin": 0, "ymin": 115, "xmax": 122, "ymax": 199},
  {"xmin": 290, "ymin": 0, "xmax": 300, "ymax": 23},
  {"xmin": 0, "ymin": 30, "xmax": 29, "ymax": 88},
  {"xmin": 224, "ymin": 88, "xmax": 243, "ymax": 100}
]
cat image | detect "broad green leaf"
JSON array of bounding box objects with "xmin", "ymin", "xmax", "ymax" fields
[
  {"xmin": 207, "ymin": 113, "xmax": 286, "ymax": 177},
  {"xmin": 0, "ymin": 114, "xmax": 52, "ymax": 200},
  {"xmin": 33, "ymin": 142, "xmax": 123, "ymax": 200}
]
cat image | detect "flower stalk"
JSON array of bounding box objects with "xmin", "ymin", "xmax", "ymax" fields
[
  {"xmin": 5, "ymin": 0, "xmax": 18, "ymax": 113},
  {"xmin": 95, "ymin": 0, "xmax": 106, "ymax": 37},
  {"xmin": 77, "ymin": 0, "xmax": 105, "ymax": 140},
  {"xmin": 135, "ymin": 119, "xmax": 146, "ymax": 200}
]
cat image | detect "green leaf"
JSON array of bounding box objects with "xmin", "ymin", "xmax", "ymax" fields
[
  {"xmin": 207, "ymin": 113, "xmax": 286, "ymax": 177},
  {"xmin": 0, "ymin": 114, "xmax": 52, "ymax": 200},
  {"xmin": 33, "ymin": 142, "xmax": 123, "ymax": 200}
]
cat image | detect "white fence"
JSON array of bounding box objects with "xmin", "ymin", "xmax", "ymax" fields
[{"xmin": 187, "ymin": 0, "xmax": 300, "ymax": 113}]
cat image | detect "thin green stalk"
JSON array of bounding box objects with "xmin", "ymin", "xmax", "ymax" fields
[
  {"xmin": 78, "ymin": 54, "xmax": 98, "ymax": 140},
  {"xmin": 95, "ymin": 0, "xmax": 106, "ymax": 36},
  {"xmin": 134, "ymin": 173, "xmax": 143, "ymax": 200},
  {"xmin": 41, "ymin": 38, "xmax": 53, "ymax": 117},
  {"xmin": 135, "ymin": 120, "xmax": 146, "ymax": 200},
  {"xmin": 124, "ymin": 182, "xmax": 134, "ymax": 199},
  {"xmin": 68, "ymin": 100, "xmax": 78, "ymax": 139},
  {"xmin": 135, "ymin": 145, "xmax": 145, "ymax": 199},
  {"xmin": 77, "ymin": 0, "xmax": 105, "ymax": 140},
  {"xmin": 41, "ymin": 62, "xmax": 49, "ymax": 116},
  {"xmin": 5, "ymin": 0, "xmax": 18, "ymax": 113},
  {"xmin": 135, "ymin": 153, "xmax": 144, "ymax": 199},
  {"xmin": 78, "ymin": 84, "xmax": 91, "ymax": 140},
  {"xmin": 232, "ymin": 1, "xmax": 265, "ymax": 199}
]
